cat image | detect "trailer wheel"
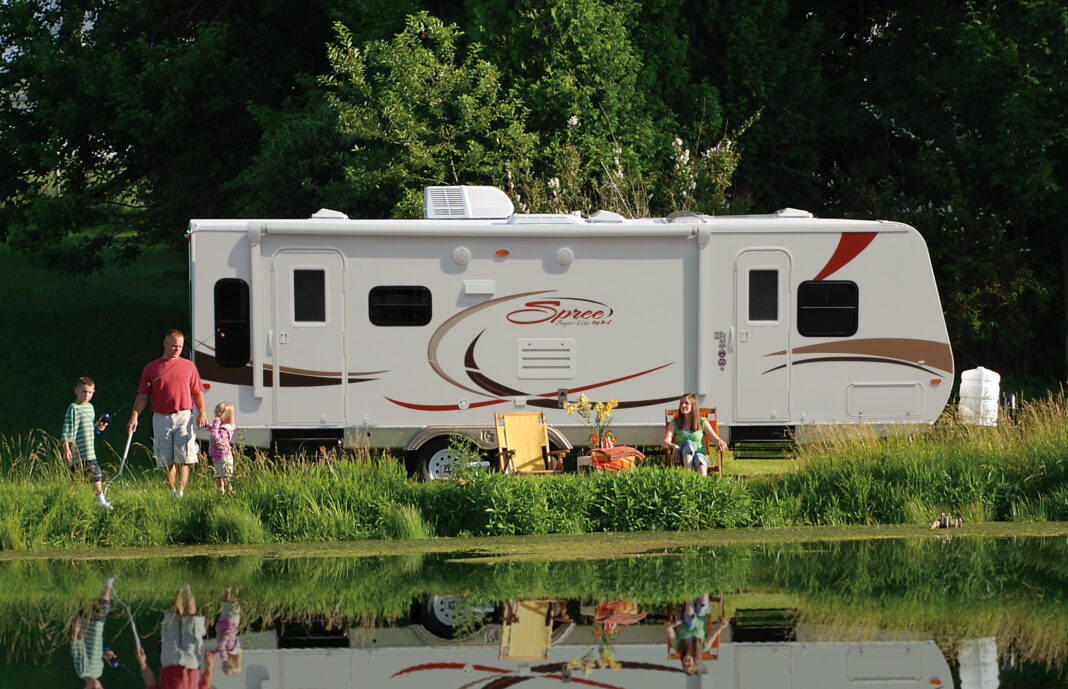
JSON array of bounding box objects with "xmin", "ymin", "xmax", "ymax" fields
[
  {"xmin": 417, "ymin": 437, "xmax": 460, "ymax": 481},
  {"xmin": 411, "ymin": 594, "xmax": 492, "ymax": 639}
]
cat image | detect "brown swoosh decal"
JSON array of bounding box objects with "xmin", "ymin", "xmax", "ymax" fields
[
  {"xmin": 527, "ymin": 395, "xmax": 680, "ymax": 410},
  {"xmin": 195, "ymin": 350, "xmax": 384, "ymax": 387},
  {"xmin": 763, "ymin": 356, "xmax": 942, "ymax": 376},
  {"xmin": 427, "ymin": 290, "xmax": 555, "ymax": 398},
  {"xmin": 766, "ymin": 338, "xmax": 953, "ymax": 373}
]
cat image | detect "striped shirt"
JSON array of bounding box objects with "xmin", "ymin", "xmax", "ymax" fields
[
  {"xmin": 71, "ymin": 618, "xmax": 106, "ymax": 678},
  {"xmin": 62, "ymin": 401, "xmax": 97, "ymax": 463}
]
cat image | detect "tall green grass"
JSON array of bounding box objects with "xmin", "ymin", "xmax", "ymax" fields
[
  {"xmin": 754, "ymin": 396, "xmax": 1068, "ymax": 526},
  {"xmin": 3, "ymin": 394, "xmax": 1068, "ymax": 548}
]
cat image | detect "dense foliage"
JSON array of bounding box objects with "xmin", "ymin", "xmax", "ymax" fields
[{"xmin": 1, "ymin": 0, "xmax": 1066, "ymax": 379}]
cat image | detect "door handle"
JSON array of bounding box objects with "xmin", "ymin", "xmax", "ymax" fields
[{"xmin": 727, "ymin": 327, "xmax": 734, "ymax": 353}]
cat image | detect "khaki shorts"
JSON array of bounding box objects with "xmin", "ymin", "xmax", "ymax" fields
[
  {"xmin": 152, "ymin": 410, "xmax": 200, "ymax": 467},
  {"xmin": 161, "ymin": 613, "xmax": 205, "ymax": 669},
  {"xmin": 213, "ymin": 456, "xmax": 234, "ymax": 479}
]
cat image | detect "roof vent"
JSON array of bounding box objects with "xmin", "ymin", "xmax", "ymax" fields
[
  {"xmin": 311, "ymin": 208, "xmax": 349, "ymax": 219},
  {"xmin": 774, "ymin": 207, "xmax": 813, "ymax": 218},
  {"xmin": 589, "ymin": 209, "xmax": 626, "ymax": 223},
  {"xmin": 424, "ymin": 186, "xmax": 514, "ymax": 219}
]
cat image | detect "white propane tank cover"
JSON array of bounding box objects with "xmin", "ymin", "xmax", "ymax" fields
[
  {"xmin": 957, "ymin": 638, "xmax": 999, "ymax": 689},
  {"xmin": 958, "ymin": 366, "xmax": 1000, "ymax": 426}
]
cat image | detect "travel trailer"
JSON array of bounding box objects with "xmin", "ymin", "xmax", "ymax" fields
[
  {"xmin": 189, "ymin": 186, "xmax": 953, "ymax": 478},
  {"xmin": 208, "ymin": 605, "xmax": 957, "ymax": 689}
]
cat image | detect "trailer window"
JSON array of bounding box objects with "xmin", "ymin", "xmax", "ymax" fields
[
  {"xmin": 797, "ymin": 280, "xmax": 859, "ymax": 336},
  {"xmin": 293, "ymin": 269, "xmax": 326, "ymax": 323},
  {"xmin": 213, "ymin": 279, "xmax": 250, "ymax": 367},
  {"xmin": 748, "ymin": 269, "xmax": 779, "ymax": 322},
  {"xmin": 369, "ymin": 286, "xmax": 432, "ymax": 326}
]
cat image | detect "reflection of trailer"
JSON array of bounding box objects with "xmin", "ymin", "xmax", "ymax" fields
[
  {"xmin": 209, "ymin": 623, "xmax": 954, "ymax": 688},
  {"xmin": 190, "ymin": 186, "xmax": 953, "ymax": 477}
]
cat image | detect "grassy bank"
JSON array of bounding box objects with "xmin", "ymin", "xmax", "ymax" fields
[
  {"xmin": 0, "ymin": 243, "xmax": 189, "ymax": 437},
  {"xmin": 2, "ymin": 395, "xmax": 1067, "ymax": 549}
]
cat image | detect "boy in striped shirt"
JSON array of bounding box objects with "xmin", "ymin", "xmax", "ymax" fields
[{"xmin": 62, "ymin": 376, "xmax": 112, "ymax": 509}]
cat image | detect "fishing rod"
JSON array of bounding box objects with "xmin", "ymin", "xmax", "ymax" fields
[{"xmin": 102, "ymin": 430, "xmax": 134, "ymax": 501}]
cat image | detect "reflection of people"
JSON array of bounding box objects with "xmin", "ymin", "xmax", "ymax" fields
[
  {"xmin": 127, "ymin": 330, "xmax": 207, "ymax": 498},
  {"xmin": 664, "ymin": 593, "xmax": 729, "ymax": 675},
  {"xmin": 209, "ymin": 403, "xmax": 236, "ymax": 495},
  {"xmin": 215, "ymin": 587, "xmax": 242, "ymax": 675},
  {"xmin": 136, "ymin": 584, "xmax": 215, "ymax": 689},
  {"xmin": 662, "ymin": 394, "xmax": 727, "ymax": 477},
  {"xmin": 62, "ymin": 376, "xmax": 112, "ymax": 509},
  {"xmin": 72, "ymin": 576, "xmax": 115, "ymax": 688}
]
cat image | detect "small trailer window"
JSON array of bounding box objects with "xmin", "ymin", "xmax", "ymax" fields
[
  {"xmin": 748, "ymin": 269, "xmax": 779, "ymax": 322},
  {"xmin": 369, "ymin": 286, "xmax": 432, "ymax": 326},
  {"xmin": 293, "ymin": 269, "xmax": 326, "ymax": 323},
  {"xmin": 213, "ymin": 279, "xmax": 250, "ymax": 367},
  {"xmin": 797, "ymin": 280, "xmax": 859, "ymax": 336}
]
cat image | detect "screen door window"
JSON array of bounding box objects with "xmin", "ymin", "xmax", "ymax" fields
[
  {"xmin": 748, "ymin": 269, "xmax": 779, "ymax": 322},
  {"xmin": 293, "ymin": 269, "xmax": 326, "ymax": 323}
]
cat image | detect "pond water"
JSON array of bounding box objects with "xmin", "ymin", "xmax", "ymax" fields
[{"xmin": 2, "ymin": 532, "xmax": 1066, "ymax": 688}]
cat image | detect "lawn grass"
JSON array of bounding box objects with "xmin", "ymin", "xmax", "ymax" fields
[{"xmin": 0, "ymin": 243, "xmax": 189, "ymax": 437}]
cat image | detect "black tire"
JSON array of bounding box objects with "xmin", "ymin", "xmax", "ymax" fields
[
  {"xmin": 412, "ymin": 595, "xmax": 475, "ymax": 639},
  {"xmin": 416, "ymin": 437, "xmax": 460, "ymax": 481},
  {"xmin": 416, "ymin": 436, "xmax": 492, "ymax": 481}
]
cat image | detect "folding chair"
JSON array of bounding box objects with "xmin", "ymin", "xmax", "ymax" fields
[
  {"xmin": 499, "ymin": 600, "xmax": 554, "ymax": 660},
  {"xmin": 665, "ymin": 406, "xmax": 723, "ymax": 474},
  {"xmin": 494, "ymin": 411, "xmax": 566, "ymax": 475},
  {"xmin": 667, "ymin": 596, "xmax": 727, "ymax": 661}
]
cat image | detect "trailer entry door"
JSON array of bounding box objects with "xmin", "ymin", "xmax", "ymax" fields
[
  {"xmin": 273, "ymin": 250, "xmax": 346, "ymax": 425},
  {"xmin": 734, "ymin": 250, "xmax": 791, "ymax": 421}
]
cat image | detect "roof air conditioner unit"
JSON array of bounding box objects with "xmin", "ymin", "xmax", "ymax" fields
[{"xmin": 424, "ymin": 186, "xmax": 515, "ymax": 219}]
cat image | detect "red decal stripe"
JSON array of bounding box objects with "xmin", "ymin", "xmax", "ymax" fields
[
  {"xmin": 386, "ymin": 397, "xmax": 507, "ymax": 411},
  {"xmin": 535, "ymin": 363, "xmax": 673, "ymax": 397},
  {"xmin": 813, "ymin": 232, "xmax": 877, "ymax": 280},
  {"xmin": 391, "ymin": 662, "xmax": 511, "ymax": 678}
]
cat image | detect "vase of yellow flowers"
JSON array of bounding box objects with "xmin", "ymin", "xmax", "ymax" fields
[{"xmin": 563, "ymin": 394, "xmax": 617, "ymax": 450}]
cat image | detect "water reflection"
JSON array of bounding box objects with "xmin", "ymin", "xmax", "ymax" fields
[{"xmin": 1, "ymin": 535, "xmax": 1066, "ymax": 688}]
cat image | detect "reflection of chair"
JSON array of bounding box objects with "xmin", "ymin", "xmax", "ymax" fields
[
  {"xmin": 665, "ymin": 407, "xmax": 723, "ymax": 474},
  {"xmin": 667, "ymin": 596, "xmax": 726, "ymax": 661},
  {"xmin": 495, "ymin": 412, "xmax": 566, "ymax": 475},
  {"xmin": 499, "ymin": 600, "xmax": 553, "ymax": 660}
]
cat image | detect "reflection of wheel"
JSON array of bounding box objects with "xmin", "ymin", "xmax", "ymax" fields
[
  {"xmin": 417, "ymin": 437, "xmax": 459, "ymax": 481},
  {"xmin": 413, "ymin": 595, "xmax": 474, "ymax": 639}
]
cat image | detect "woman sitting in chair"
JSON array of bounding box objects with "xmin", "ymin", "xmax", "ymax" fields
[{"xmin": 663, "ymin": 394, "xmax": 727, "ymax": 477}]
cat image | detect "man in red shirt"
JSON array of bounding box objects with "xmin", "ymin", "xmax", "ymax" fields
[
  {"xmin": 136, "ymin": 646, "xmax": 216, "ymax": 689},
  {"xmin": 127, "ymin": 329, "xmax": 208, "ymax": 497},
  {"xmin": 135, "ymin": 584, "xmax": 216, "ymax": 689}
]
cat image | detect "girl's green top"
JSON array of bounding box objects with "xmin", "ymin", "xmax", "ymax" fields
[{"xmin": 673, "ymin": 417, "xmax": 704, "ymax": 448}]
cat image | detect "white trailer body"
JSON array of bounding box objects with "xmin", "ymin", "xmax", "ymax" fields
[{"xmin": 189, "ymin": 187, "xmax": 953, "ymax": 474}]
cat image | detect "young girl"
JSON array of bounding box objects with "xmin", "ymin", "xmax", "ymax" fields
[
  {"xmin": 662, "ymin": 394, "xmax": 728, "ymax": 477},
  {"xmin": 209, "ymin": 402, "xmax": 235, "ymax": 494},
  {"xmin": 215, "ymin": 587, "xmax": 242, "ymax": 676}
]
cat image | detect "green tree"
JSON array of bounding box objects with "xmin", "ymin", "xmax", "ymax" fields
[
  {"xmin": 802, "ymin": 1, "xmax": 1067, "ymax": 379},
  {"xmin": 0, "ymin": 0, "xmax": 341, "ymax": 271},
  {"xmin": 321, "ymin": 12, "xmax": 539, "ymax": 217}
]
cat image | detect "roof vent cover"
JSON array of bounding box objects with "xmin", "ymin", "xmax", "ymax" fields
[{"xmin": 424, "ymin": 186, "xmax": 515, "ymax": 219}]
